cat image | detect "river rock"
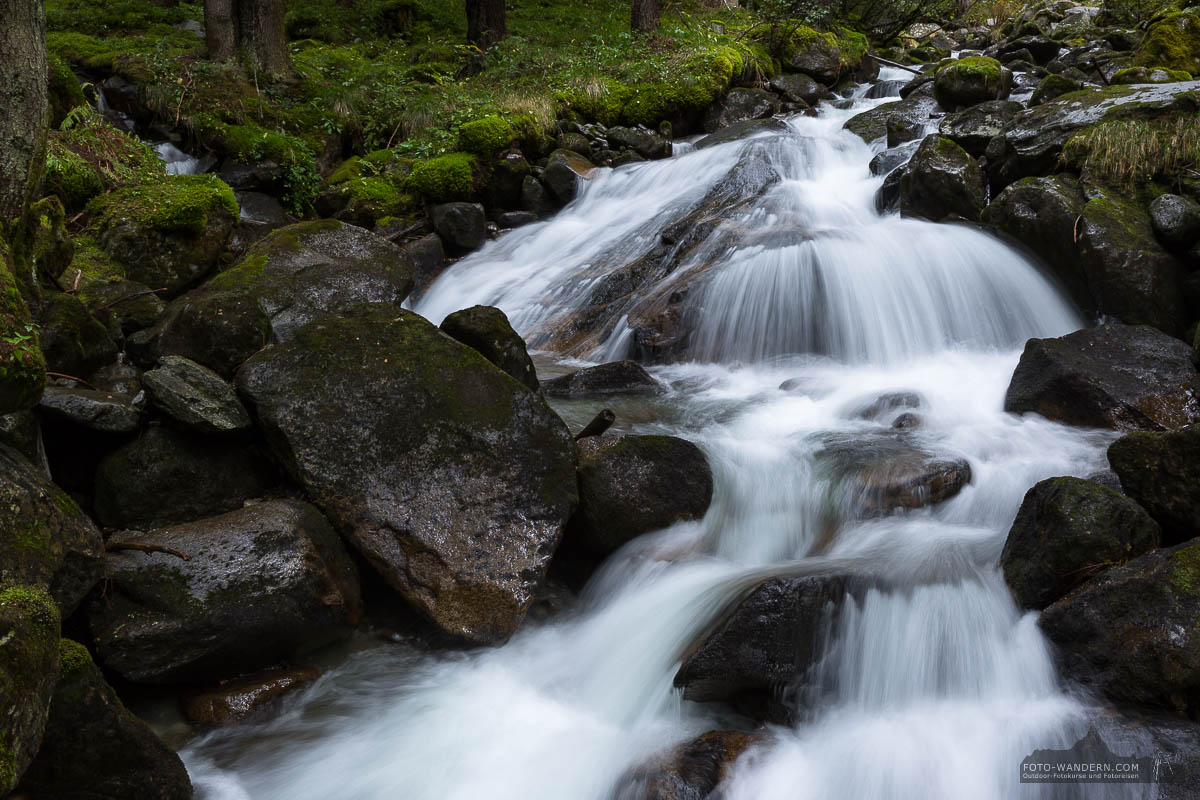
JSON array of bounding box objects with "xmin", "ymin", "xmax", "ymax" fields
[
  {"xmin": 0, "ymin": 444, "xmax": 103, "ymax": 615},
  {"xmin": 1001, "ymin": 477, "xmax": 1161, "ymax": 609},
  {"xmin": 933, "ymin": 57, "xmax": 1012, "ymax": 110},
  {"xmin": 86, "ymin": 500, "xmax": 361, "ymax": 684},
  {"xmin": 998, "ymin": 35, "xmax": 1062, "ymax": 65},
  {"xmin": 568, "ymin": 434, "xmax": 713, "ymax": 557},
  {"xmin": 36, "ymin": 291, "xmax": 118, "ymax": 378},
  {"xmin": 1005, "ymin": 324, "xmax": 1200, "ymax": 431},
  {"xmin": 1150, "ymin": 194, "xmax": 1200, "ymax": 253},
  {"xmin": 1040, "ymin": 540, "xmax": 1200, "ymax": 716},
  {"xmin": 1108, "ymin": 425, "xmax": 1200, "ymax": 545},
  {"xmin": 521, "ymin": 175, "xmax": 556, "ymax": 216},
  {"xmin": 844, "ymin": 92, "xmax": 939, "ymax": 143},
  {"xmin": 402, "ymin": 232, "xmax": 448, "ymax": 292},
  {"xmin": 78, "ymin": 277, "xmax": 168, "ymax": 336},
  {"xmin": 181, "ymin": 666, "xmax": 320, "ymax": 726},
  {"xmin": 542, "ymin": 149, "xmax": 596, "ymax": 204},
  {"xmin": 938, "ymin": 100, "xmax": 1023, "ymax": 157},
  {"xmin": 541, "ymin": 360, "xmax": 662, "ymax": 398},
  {"xmin": 899, "ymin": 135, "xmax": 987, "ymax": 222},
  {"xmin": 1031, "ymin": 74, "xmax": 1082, "ymax": 106},
  {"xmin": 430, "ymin": 202, "xmax": 486, "ymax": 254},
  {"xmin": 694, "ymin": 118, "xmax": 790, "ymax": 149},
  {"xmin": 439, "ymin": 305, "xmax": 540, "ymax": 394},
  {"xmin": 675, "ymin": 575, "xmax": 866, "ymax": 722},
  {"xmin": 814, "ymin": 433, "xmax": 972, "ymax": 516},
  {"xmin": 0, "ymin": 586, "xmax": 60, "ymax": 797},
  {"xmin": 93, "ymin": 427, "xmax": 275, "ymax": 530},
  {"xmin": 615, "ymin": 730, "xmax": 764, "ymax": 800},
  {"xmin": 38, "ymin": 386, "xmax": 141, "ymax": 434},
  {"xmin": 703, "ymin": 88, "xmax": 781, "ymax": 133},
  {"xmin": 202, "ymin": 219, "xmax": 415, "ymax": 343},
  {"xmin": 15, "ymin": 640, "xmax": 193, "ymax": 799},
  {"xmin": 129, "ymin": 287, "xmax": 273, "ymax": 378},
  {"xmin": 235, "ymin": 309, "xmax": 577, "ymax": 644},
  {"xmin": 142, "ymin": 355, "xmax": 252, "ymax": 434},
  {"xmin": 769, "ymin": 73, "xmax": 833, "ymax": 105}
]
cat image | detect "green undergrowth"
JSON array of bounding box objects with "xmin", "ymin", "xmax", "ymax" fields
[{"xmin": 1062, "ymin": 113, "xmax": 1200, "ymax": 184}]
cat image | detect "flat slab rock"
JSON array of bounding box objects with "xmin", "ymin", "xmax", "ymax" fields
[
  {"xmin": 39, "ymin": 387, "xmax": 141, "ymax": 433},
  {"xmin": 142, "ymin": 354, "xmax": 252, "ymax": 433},
  {"xmin": 541, "ymin": 360, "xmax": 663, "ymax": 398}
]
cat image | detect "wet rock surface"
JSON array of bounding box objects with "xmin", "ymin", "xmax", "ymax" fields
[
  {"xmin": 0, "ymin": 586, "xmax": 60, "ymax": 796},
  {"xmin": 899, "ymin": 135, "xmax": 987, "ymax": 222},
  {"xmin": 181, "ymin": 666, "xmax": 321, "ymax": 726},
  {"xmin": 615, "ymin": 730, "xmax": 765, "ymax": 800},
  {"xmin": 440, "ymin": 305, "xmax": 541, "ymax": 394},
  {"xmin": 38, "ymin": 386, "xmax": 141, "ymax": 434},
  {"xmin": 542, "ymin": 360, "xmax": 663, "ymax": 398},
  {"xmin": 1108, "ymin": 425, "xmax": 1200, "ymax": 545},
  {"xmin": 142, "ymin": 355, "xmax": 252, "ymax": 433}
]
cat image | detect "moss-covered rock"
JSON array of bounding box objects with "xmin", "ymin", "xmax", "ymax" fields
[
  {"xmin": 1113, "ymin": 65, "xmax": 1193, "ymax": 84},
  {"xmin": 440, "ymin": 305, "xmax": 540, "ymax": 394},
  {"xmin": 89, "ymin": 174, "xmax": 239, "ymax": 297},
  {"xmin": 933, "ymin": 57, "xmax": 1012, "ymax": 110},
  {"xmin": 899, "ymin": 135, "xmax": 987, "ymax": 222},
  {"xmin": 127, "ymin": 287, "xmax": 272, "ymax": 378},
  {"xmin": 15, "ymin": 639, "xmax": 193, "ymax": 798},
  {"xmin": 235, "ymin": 308, "xmax": 578, "ymax": 644},
  {"xmin": 1108, "ymin": 424, "xmax": 1200, "ymax": 544},
  {"xmin": 1135, "ymin": 13, "xmax": 1200, "ymax": 75},
  {"xmin": 34, "ymin": 290, "xmax": 118, "ymax": 378},
  {"xmin": 43, "ymin": 146, "xmax": 103, "ymax": 212},
  {"xmin": 46, "ymin": 54, "xmax": 85, "ymax": 128},
  {"xmin": 404, "ymin": 152, "xmax": 477, "ymax": 204},
  {"xmin": 0, "ymin": 442, "xmax": 104, "ymax": 614},
  {"xmin": 778, "ymin": 26, "xmax": 869, "ymax": 85},
  {"xmin": 458, "ymin": 115, "xmax": 516, "ymax": 155},
  {"xmin": 0, "ymin": 238, "xmax": 45, "ymax": 415},
  {"xmin": 1031, "ymin": 73, "xmax": 1082, "ymax": 105},
  {"xmin": 1001, "ymin": 477, "xmax": 1161, "ymax": 609},
  {"xmin": 0, "ymin": 585, "xmax": 60, "ymax": 796}
]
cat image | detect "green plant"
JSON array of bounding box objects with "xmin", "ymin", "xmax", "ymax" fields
[{"xmin": 1062, "ymin": 114, "xmax": 1200, "ymax": 184}]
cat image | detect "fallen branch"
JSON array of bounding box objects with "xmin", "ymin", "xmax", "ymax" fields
[
  {"xmin": 575, "ymin": 409, "xmax": 616, "ymax": 441},
  {"xmin": 45, "ymin": 372, "xmax": 99, "ymax": 391},
  {"xmin": 105, "ymin": 541, "xmax": 191, "ymax": 560},
  {"xmin": 94, "ymin": 287, "xmax": 167, "ymax": 312},
  {"xmin": 866, "ymin": 53, "xmax": 924, "ymax": 76},
  {"xmin": 1073, "ymin": 214, "xmax": 1083, "ymax": 243}
]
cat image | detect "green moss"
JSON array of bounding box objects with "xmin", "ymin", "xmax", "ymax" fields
[
  {"xmin": 1032, "ymin": 73, "xmax": 1082, "ymax": 105},
  {"xmin": 43, "ymin": 147, "xmax": 103, "ymax": 211},
  {"xmin": 0, "ymin": 585, "xmax": 59, "ymax": 632},
  {"xmin": 1111, "ymin": 66, "xmax": 1193, "ymax": 83},
  {"xmin": 47, "ymin": 54, "xmax": 85, "ymax": 127},
  {"xmin": 938, "ymin": 56, "xmax": 1003, "ymax": 83},
  {"xmin": 1135, "ymin": 12, "xmax": 1200, "ymax": 73},
  {"xmin": 43, "ymin": 109, "xmax": 163, "ymax": 210},
  {"xmin": 69, "ymin": 234, "xmax": 124, "ymax": 283},
  {"xmin": 458, "ymin": 116, "xmax": 516, "ymax": 155},
  {"xmin": 91, "ymin": 174, "xmax": 239, "ymax": 238},
  {"xmin": 1062, "ymin": 113, "xmax": 1200, "ymax": 183},
  {"xmin": 0, "ymin": 239, "xmax": 46, "ymax": 415},
  {"xmin": 209, "ymin": 220, "xmax": 340, "ymax": 291},
  {"xmin": 57, "ymin": 638, "xmax": 93, "ymax": 677},
  {"xmin": 326, "ymin": 157, "xmax": 362, "ymax": 185},
  {"xmin": 1170, "ymin": 542, "xmax": 1200, "ymax": 595},
  {"xmin": 404, "ymin": 152, "xmax": 477, "ymax": 203}
]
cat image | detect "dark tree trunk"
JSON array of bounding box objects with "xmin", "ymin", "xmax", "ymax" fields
[
  {"xmin": 205, "ymin": 0, "xmax": 237, "ymax": 63},
  {"xmin": 467, "ymin": 0, "xmax": 507, "ymax": 49},
  {"xmin": 205, "ymin": 0, "xmax": 290, "ymax": 77},
  {"xmin": 632, "ymin": 0, "xmax": 660, "ymax": 34},
  {"xmin": 0, "ymin": 0, "xmax": 48, "ymax": 224}
]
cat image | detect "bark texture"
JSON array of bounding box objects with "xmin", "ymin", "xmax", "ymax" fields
[
  {"xmin": 0, "ymin": 0, "xmax": 49, "ymax": 223},
  {"xmin": 632, "ymin": 0, "xmax": 661, "ymax": 34},
  {"xmin": 205, "ymin": 0, "xmax": 237, "ymax": 62},
  {"xmin": 467, "ymin": 0, "xmax": 507, "ymax": 49},
  {"xmin": 205, "ymin": 0, "xmax": 291, "ymax": 76}
]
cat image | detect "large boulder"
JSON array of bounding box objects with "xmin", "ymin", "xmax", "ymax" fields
[
  {"xmin": 235, "ymin": 308, "xmax": 578, "ymax": 644},
  {"xmin": 1134, "ymin": 13, "xmax": 1200, "ymax": 75},
  {"xmin": 0, "ymin": 586, "xmax": 60, "ymax": 796},
  {"xmin": 694, "ymin": 118, "xmax": 790, "ymax": 149},
  {"xmin": 843, "ymin": 92, "xmax": 939, "ymax": 144},
  {"xmin": 615, "ymin": 730, "xmax": 764, "ymax": 800},
  {"xmin": 1001, "ymin": 477, "xmax": 1161, "ymax": 609},
  {"xmin": 702, "ymin": 88, "xmax": 781, "ymax": 133},
  {"xmin": 1005, "ymin": 324, "xmax": 1200, "ymax": 431},
  {"xmin": 769, "ymin": 73, "xmax": 832, "ymax": 105},
  {"xmin": 675, "ymin": 575, "xmax": 866, "ymax": 722},
  {"xmin": 93, "ymin": 427, "xmax": 276, "ymax": 530},
  {"xmin": 933, "ymin": 57, "xmax": 1012, "ymax": 110},
  {"xmin": 541, "ymin": 149, "xmax": 595, "ymax": 204},
  {"xmin": 1108, "ymin": 425, "xmax": 1200, "ymax": 545},
  {"xmin": 128, "ymin": 287, "xmax": 272, "ymax": 378},
  {"xmin": 937, "ymin": 99, "xmax": 1023, "ymax": 157},
  {"xmin": 0, "ymin": 444, "xmax": 103, "ymax": 615},
  {"xmin": 38, "ymin": 386, "xmax": 141, "ymax": 434},
  {"xmin": 430, "ymin": 202, "xmax": 486, "ymax": 254},
  {"xmin": 86, "ymin": 500, "xmax": 361, "ymax": 684},
  {"xmin": 35, "ymin": 291, "xmax": 119, "ymax": 378},
  {"xmin": 203, "ymin": 220, "xmax": 415, "ymax": 343},
  {"xmin": 899, "ymin": 135, "xmax": 987, "ymax": 222},
  {"xmin": 541, "ymin": 360, "xmax": 663, "ymax": 398},
  {"xmin": 15, "ymin": 640, "xmax": 193, "ymax": 798},
  {"xmin": 142, "ymin": 355, "xmax": 253, "ymax": 434},
  {"xmin": 1040, "ymin": 540, "xmax": 1200, "ymax": 716},
  {"xmin": 439, "ymin": 305, "xmax": 540, "ymax": 394},
  {"xmin": 1149, "ymin": 193, "xmax": 1200, "ymax": 253},
  {"xmin": 568, "ymin": 434, "xmax": 713, "ymax": 557}
]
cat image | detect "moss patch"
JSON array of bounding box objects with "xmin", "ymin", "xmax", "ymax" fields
[
  {"xmin": 458, "ymin": 116, "xmax": 516, "ymax": 155},
  {"xmin": 1135, "ymin": 13, "xmax": 1200, "ymax": 75},
  {"xmin": 90, "ymin": 174, "xmax": 239, "ymax": 237},
  {"xmin": 405, "ymin": 152, "xmax": 478, "ymax": 203}
]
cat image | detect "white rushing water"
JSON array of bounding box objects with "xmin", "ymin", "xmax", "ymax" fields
[{"xmin": 183, "ymin": 70, "xmax": 1147, "ymax": 799}]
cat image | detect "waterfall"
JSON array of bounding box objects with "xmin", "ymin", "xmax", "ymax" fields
[{"xmin": 182, "ymin": 69, "xmax": 1145, "ymax": 800}]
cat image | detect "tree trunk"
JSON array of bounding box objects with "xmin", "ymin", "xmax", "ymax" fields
[
  {"xmin": 466, "ymin": 0, "xmax": 507, "ymax": 49},
  {"xmin": 237, "ymin": 0, "xmax": 291, "ymax": 77},
  {"xmin": 205, "ymin": 0, "xmax": 237, "ymax": 62},
  {"xmin": 0, "ymin": 0, "xmax": 48, "ymax": 224},
  {"xmin": 632, "ymin": 0, "xmax": 660, "ymax": 34}
]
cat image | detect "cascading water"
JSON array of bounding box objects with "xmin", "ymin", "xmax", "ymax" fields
[{"xmin": 182, "ymin": 69, "xmax": 1150, "ymax": 799}]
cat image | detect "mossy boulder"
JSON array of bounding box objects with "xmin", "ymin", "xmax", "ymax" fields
[
  {"xmin": 1040, "ymin": 539, "xmax": 1200, "ymax": 717},
  {"xmin": 1031, "ymin": 73, "xmax": 1082, "ymax": 105},
  {"xmin": 235, "ymin": 308, "xmax": 578, "ymax": 644},
  {"xmin": 404, "ymin": 152, "xmax": 477, "ymax": 204},
  {"xmin": 0, "ymin": 239, "xmax": 45, "ymax": 415},
  {"xmin": 205, "ymin": 220, "xmax": 415, "ymax": 343},
  {"xmin": 938, "ymin": 99, "xmax": 1023, "ymax": 156},
  {"xmin": 843, "ymin": 92, "xmax": 939, "ymax": 144},
  {"xmin": 1108, "ymin": 424, "xmax": 1200, "ymax": 545},
  {"xmin": 541, "ymin": 148, "xmax": 596, "ymax": 205},
  {"xmin": 93, "ymin": 427, "xmax": 276, "ymax": 530},
  {"xmin": 86, "ymin": 500, "xmax": 360, "ymax": 684},
  {"xmin": 1005, "ymin": 323, "xmax": 1200, "ymax": 431},
  {"xmin": 702, "ymin": 87, "xmax": 781, "ymax": 133},
  {"xmin": 780, "ymin": 26, "xmax": 870, "ymax": 86},
  {"xmin": 89, "ymin": 174, "xmax": 239, "ymax": 297},
  {"xmin": 128, "ymin": 287, "xmax": 272, "ymax": 378},
  {"xmin": 1134, "ymin": 13, "xmax": 1200, "ymax": 75},
  {"xmin": 35, "ymin": 291, "xmax": 118, "ymax": 378},
  {"xmin": 899, "ymin": 135, "xmax": 987, "ymax": 222},
  {"xmin": 0, "ymin": 586, "xmax": 60, "ymax": 796},
  {"xmin": 0, "ymin": 443, "xmax": 103, "ymax": 615},
  {"xmin": 15, "ymin": 640, "xmax": 193, "ymax": 798},
  {"xmin": 567, "ymin": 434, "xmax": 713, "ymax": 558},
  {"xmin": 458, "ymin": 116, "xmax": 516, "ymax": 155},
  {"xmin": 43, "ymin": 145, "xmax": 103, "ymax": 212},
  {"xmin": 1113, "ymin": 66, "xmax": 1194, "ymax": 84},
  {"xmin": 47, "ymin": 54, "xmax": 85, "ymax": 128},
  {"xmin": 1149, "ymin": 193, "xmax": 1200, "ymax": 252},
  {"xmin": 1001, "ymin": 477, "xmax": 1161, "ymax": 609},
  {"xmin": 933, "ymin": 57, "xmax": 1012, "ymax": 110},
  {"xmin": 440, "ymin": 305, "xmax": 540, "ymax": 394},
  {"xmin": 430, "ymin": 202, "xmax": 486, "ymax": 254},
  {"xmin": 78, "ymin": 277, "xmax": 168, "ymax": 338},
  {"xmin": 28, "ymin": 196, "xmax": 73, "ymax": 283}
]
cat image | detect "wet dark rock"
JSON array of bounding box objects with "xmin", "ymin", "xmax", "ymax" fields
[
  {"xmin": 770, "ymin": 73, "xmax": 834, "ymax": 105},
  {"xmin": 521, "ymin": 174, "xmax": 557, "ymax": 216},
  {"xmin": 874, "ymin": 165, "xmax": 905, "ymax": 214},
  {"xmin": 430, "ymin": 202, "xmax": 487, "ymax": 254},
  {"xmin": 399, "ymin": 232, "xmax": 447, "ymax": 292},
  {"xmin": 36, "ymin": 292, "xmax": 119, "ymax": 378},
  {"xmin": 142, "ymin": 355, "xmax": 253, "ymax": 434},
  {"xmin": 1031, "ymin": 73, "xmax": 1082, "ymax": 106},
  {"xmin": 93, "ymin": 427, "xmax": 275, "ymax": 530},
  {"xmin": 843, "ymin": 92, "xmax": 939, "ymax": 143},
  {"xmin": 885, "ymin": 112, "xmax": 922, "ymax": 146},
  {"xmin": 999, "ymin": 47, "xmax": 1036, "ymax": 65},
  {"xmin": 848, "ymin": 391, "xmax": 922, "ymax": 421},
  {"xmin": 0, "ymin": 410, "xmax": 42, "ymax": 464},
  {"xmin": 1040, "ymin": 539, "xmax": 1200, "ymax": 717},
  {"xmin": 865, "ymin": 79, "xmax": 907, "ymax": 99},
  {"xmin": 0, "ymin": 444, "xmax": 103, "ymax": 615},
  {"xmin": 1005, "ymin": 324, "xmax": 1200, "ymax": 431},
  {"xmin": 91, "ymin": 362, "xmax": 142, "ymax": 398},
  {"xmin": 868, "ymin": 143, "xmax": 917, "ymax": 176},
  {"xmin": 615, "ymin": 730, "xmax": 765, "ymax": 800},
  {"xmin": 235, "ymin": 309, "xmax": 577, "ymax": 644},
  {"xmin": 694, "ymin": 118, "xmax": 790, "ymax": 149},
  {"xmin": 607, "ymin": 126, "xmax": 671, "ymax": 159},
  {"xmin": 567, "ymin": 434, "xmax": 713, "ymax": 557},
  {"xmin": 229, "ymin": 190, "xmax": 296, "ymax": 255},
  {"xmin": 933, "ymin": 57, "xmax": 1012, "ymax": 110},
  {"xmin": 703, "ymin": 88, "xmax": 781, "ymax": 133},
  {"xmin": 1001, "ymin": 477, "xmax": 1160, "ymax": 609},
  {"xmin": 78, "ymin": 278, "xmax": 167, "ymax": 337},
  {"xmin": 815, "ymin": 433, "xmax": 973, "ymax": 515},
  {"xmin": 16, "ymin": 639, "xmax": 193, "ymax": 799},
  {"xmin": 39, "ymin": 387, "xmax": 141, "ymax": 434},
  {"xmin": 938, "ymin": 100, "xmax": 1023, "ymax": 157},
  {"xmin": 496, "ymin": 210, "xmax": 537, "ymax": 229},
  {"xmin": 217, "ymin": 160, "xmax": 282, "ymax": 192},
  {"xmin": 898, "ymin": 74, "xmax": 934, "ymax": 99},
  {"xmin": 483, "ymin": 151, "xmax": 532, "ymax": 210},
  {"xmin": 1108, "ymin": 425, "xmax": 1200, "ymax": 545},
  {"xmin": 675, "ymin": 575, "xmax": 866, "ymax": 722},
  {"xmin": 128, "ymin": 287, "xmax": 273, "ymax": 378},
  {"xmin": 1150, "ymin": 194, "xmax": 1200, "ymax": 253},
  {"xmin": 542, "ymin": 149, "xmax": 596, "ymax": 204},
  {"xmin": 87, "ymin": 500, "xmax": 361, "ymax": 684},
  {"xmin": 542, "ymin": 360, "xmax": 663, "ymax": 398},
  {"xmin": 440, "ymin": 305, "xmax": 540, "ymax": 394},
  {"xmin": 0, "ymin": 586, "xmax": 60, "ymax": 797},
  {"xmin": 899, "ymin": 135, "xmax": 987, "ymax": 222},
  {"xmin": 999, "ymin": 35, "xmax": 1062, "ymax": 65},
  {"xmin": 181, "ymin": 666, "xmax": 321, "ymax": 726}
]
